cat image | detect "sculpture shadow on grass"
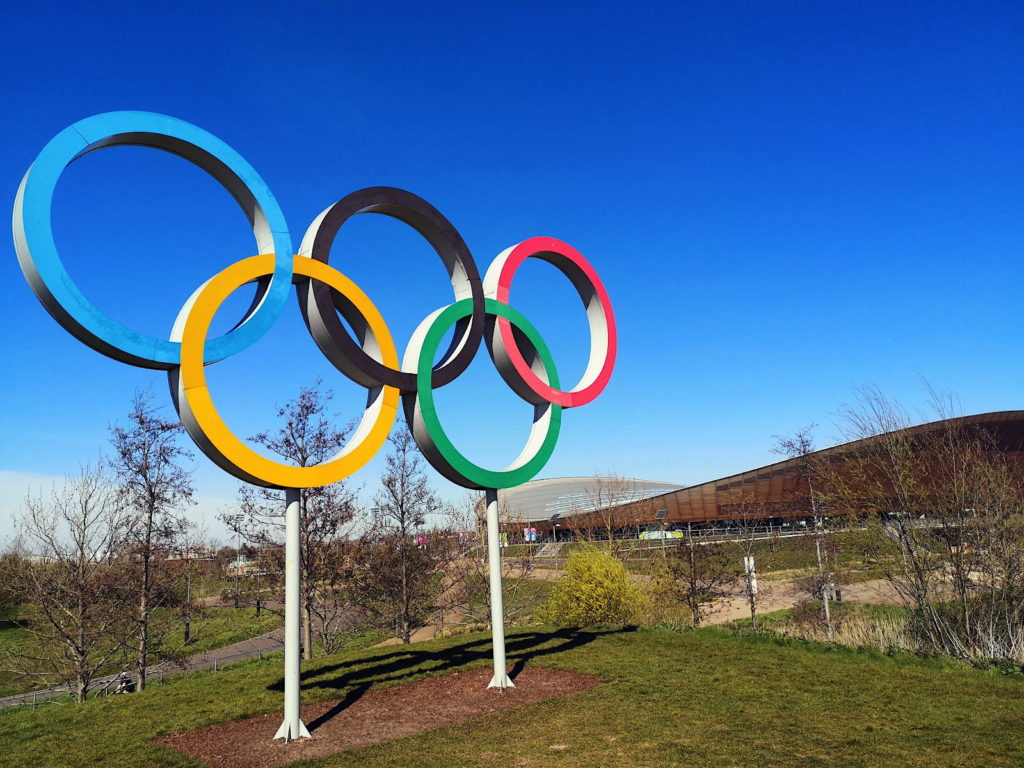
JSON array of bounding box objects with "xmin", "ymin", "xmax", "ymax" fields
[{"xmin": 270, "ymin": 626, "xmax": 632, "ymax": 733}]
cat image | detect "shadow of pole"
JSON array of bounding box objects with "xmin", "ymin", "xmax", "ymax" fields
[
  {"xmin": 268, "ymin": 626, "xmax": 632, "ymax": 728},
  {"xmin": 305, "ymin": 683, "xmax": 371, "ymax": 733}
]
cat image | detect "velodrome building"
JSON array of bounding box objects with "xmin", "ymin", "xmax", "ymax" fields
[
  {"xmin": 496, "ymin": 477, "xmax": 685, "ymax": 530},
  {"xmin": 500, "ymin": 411, "xmax": 1024, "ymax": 537}
]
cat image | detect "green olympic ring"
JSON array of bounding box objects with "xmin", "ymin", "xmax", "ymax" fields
[{"xmin": 405, "ymin": 298, "xmax": 562, "ymax": 489}]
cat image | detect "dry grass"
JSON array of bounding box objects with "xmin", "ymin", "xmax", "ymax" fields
[{"xmin": 768, "ymin": 604, "xmax": 918, "ymax": 653}]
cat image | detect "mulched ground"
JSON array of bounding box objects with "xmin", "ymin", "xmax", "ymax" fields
[{"xmin": 156, "ymin": 667, "xmax": 600, "ymax": 768}]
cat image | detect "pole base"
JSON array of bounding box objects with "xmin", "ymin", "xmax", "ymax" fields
[
  {"xmin": 487, "ymin": 672, "xmax": 515, "ymax": 690},
  {"xmin": 273, "ymin": 717, "xmax": 311, "ymax": 742}
]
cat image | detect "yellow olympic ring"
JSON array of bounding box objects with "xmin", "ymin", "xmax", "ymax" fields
[{"xmin": 173, "ymin": 254, "xmax": 400, "ymax": 488}]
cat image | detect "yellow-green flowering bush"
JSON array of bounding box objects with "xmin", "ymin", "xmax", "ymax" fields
[{"xmin": 539, "ymin": 546, "xmax": 650, "ymax": 626}]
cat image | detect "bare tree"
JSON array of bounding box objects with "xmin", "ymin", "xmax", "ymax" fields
[
  {"xmin": 0, "ymin": 551, "xmax": 21, "ymax": 622},
  {"xmin": 575, "ymin": 474, "xmax": 645, "ymax": 551},
  {"xmin": 173, "ymin": 524, "xmax": 210, "ymax": 646},
  {"xmin": 772, "ymin": 424, "xmax": 839, "ymax": 639},
  {"xmin": 222, "ymin": 382, "xmax": 359, "ymax": 659},
  {"xmin": 727, "ymin": 502, "xmax": 775, "ymax": 629},
  {"xmin": 444, "ymin": 492, "xmax": 534, "ymax": 630},
  {"xmin": 109, "ymin": 391, "xmax": 194, "ymax": 692},
  {"xmin": 658, "ymin": 531, "xmax": 736, "ymax": 627},
  {"xmin": 0, "ymin": 466, "xmax": 130, "ymax": 702},
  {"xmin": 817, "ymin": 387, "xmax": 1024, "ymax": 662},
  {"xmin": 304, "ymin": 536, "xmax": 366, "ymax": 655},
  {"xmin": 351, "ymin": 428, "xmax": 448, "ymax": 644}
]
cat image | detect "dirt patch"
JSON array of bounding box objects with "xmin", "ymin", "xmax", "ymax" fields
[{"xmin": 156, "ymin": 667, "xmax": 599, "ymax": 768}]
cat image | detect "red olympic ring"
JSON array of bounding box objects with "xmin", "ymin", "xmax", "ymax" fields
[{"xmin": 484, "ymin": 236, "xmax": 617, "ymax": 408}]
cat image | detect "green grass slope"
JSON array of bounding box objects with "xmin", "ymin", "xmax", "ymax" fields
[
  {"xmin": 2, "ymin": 626, "xmax": 1022, "ymax": 768},
  {"xmin": 0, "ymin": 607, "xmax": 282, "ymax": 697}
]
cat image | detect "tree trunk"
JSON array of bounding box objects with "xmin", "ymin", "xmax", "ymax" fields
[
  {"xmin": 815, "ymin": 519, "xmax": 833, "ymax": 639},
  {"xmin": 77, "ymin": 594, "xmax": 89, "ymax": 703},
  {"xmin": 137, "ymin": 585, "xmax": 149, "ymax": 693},
  {"xmin": 687, "ymin": 528, "xmax": 700, "ymax": 626},
  {"xmin": 745, "ymin": 553, "xmax": 758, "ymax": 630},
  {"xmin": 136, "ymin": 499, "xmax": 157, "ymax": 693},
  {"xmin": 302, "ymin": 600, "xmax": 313, "ymax": 660},
  {"xmin": 401, "ymin": 548, "xmax": 410, "ymax": 644},
  {"xmin": 137, "ymin": 546, "xmax": 151, "ymax": 693},
  {"xmin": 184, "ymin": 570, "xmax": 192, "ymax": 645}
]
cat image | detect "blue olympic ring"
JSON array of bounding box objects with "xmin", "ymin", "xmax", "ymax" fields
[{"xmin": 12, "ymin": 111, "xmax": 293, "ymax": 369}]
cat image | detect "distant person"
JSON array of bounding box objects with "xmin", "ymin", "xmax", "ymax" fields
[{"xmin": 115, "ymin": 672, "xmax": 135, "ymax": 694}]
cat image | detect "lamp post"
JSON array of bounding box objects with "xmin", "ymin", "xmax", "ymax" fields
[
  {"xmin": 549, "ymin": 513, "xmax": 561, "ymax": 544},
  {"xmin": 255, "ymin": 542, "xmax": 262, "ymax": 618},
  {"xmin": 183, "ymin": 544, "xmax": 192, "ymax": 645},
  {"xmin": 656, "ymin": 508, "xmax": 667, "ymax": 536},
  {"xmin": 654, "ymin": 508, "xmax": 667, "ymax": 555},
  {"xmin": 234, "ymin": 528, "xmax": 241, "ymax": 609},
  {"xmin": 636, "ymin": 518, "xmax": 643, "ymax": 564}
]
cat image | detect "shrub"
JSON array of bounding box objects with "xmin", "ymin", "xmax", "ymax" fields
[{"xmin": 539, "ymin": 547, "xmax": 649, "ymax": 626}]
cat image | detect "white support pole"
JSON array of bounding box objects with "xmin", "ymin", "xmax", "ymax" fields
[
  {"xmin": 485, "ymin": 488, "xmax": 514, "ymax": 689},
  {"xmin": 274, "ymin": 488, "xmax": 310, "ymax": 741}
]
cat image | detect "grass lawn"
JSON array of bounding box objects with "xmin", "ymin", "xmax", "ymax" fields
[
  {"xmin": 3, "ymin": 625, "xmax": 1023, "ymax": 767},
  {"xmin": 614, "ymin": 536, "xmax": 823, "ymax": 574},
  {"xmin": 515, "ymin": 577, "xmax": 554, "ymax": 615},
  {"xmin": 453, "ymin": 577, "xmax": 554, "ymax": 632},
  {"xmin": 191, "ymin": 578, "xmax": 237, "ymax": 599},
  {"xmin": 616, "ymin": 531, "xmax": 894, "ymax": 583},
  {"xmin": 161, "ymin": 606, "xmax": 282, "ymax": 657}
]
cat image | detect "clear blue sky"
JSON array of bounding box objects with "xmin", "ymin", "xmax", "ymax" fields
[{"xmin": 1, "ymin": 1, "xmax": 1021, "ymax": 540}]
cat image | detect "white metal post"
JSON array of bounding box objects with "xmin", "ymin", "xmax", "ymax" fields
[
  {"xmin": 274, "ymin": 488, "xmax": 310, "ymax": 741},
  {"xmin": 485, "ymin": 488, "xmax": 514, "ymax": 689}
]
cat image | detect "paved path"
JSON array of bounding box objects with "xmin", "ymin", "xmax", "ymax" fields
[{"xmin": 702, "ymin": 577, "xmax": 900, "ymax": 625}]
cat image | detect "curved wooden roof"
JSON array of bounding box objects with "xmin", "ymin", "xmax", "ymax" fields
[{"xmin": 546, "ymin": 411, "xmax": 1024, "ymax": 529}]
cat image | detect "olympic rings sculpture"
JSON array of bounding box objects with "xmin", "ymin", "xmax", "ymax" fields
[{"xmin": 13, "ymin": 111, "xmax": 617, "ymax": 491}]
